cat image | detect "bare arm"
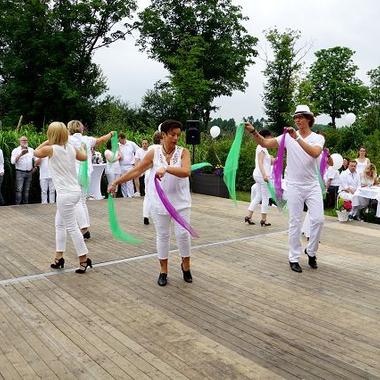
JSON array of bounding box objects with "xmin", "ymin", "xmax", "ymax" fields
[
  {"xmin": 286, "ymin": 127, "xmax": 322, "ymax": 158},
  {"xmin": 160, "ymin": 148, "xmax": 191, "ymax": 178},
  {"xmin": 76, "ymin": 144, "xmax": 87, "ymax": 161},
  {"xmin": 244, "ymin": 123, "xmax": 279, "ymax": 149},
  {"xmin": 95, "ymin": 131, "xmax": 114, "ymax": 147},
  {"xmin": 34, "ymin": 140, "xmax": 53, "ymax": 158}
]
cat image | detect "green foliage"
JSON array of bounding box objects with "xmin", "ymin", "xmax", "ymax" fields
[
  {"xmin": 305, "ymin": 47, "xmax": 369, "ymax": 127},
  {"xmin": 0, "ymin": 0, "xmax": 137, "ymax": 128},
  {"xmin": 263, "ymin": 28, "xmax": 303, "ymax": 135},
  {"xmin": 136, "ymin": 0, "xmax": 258, "ymax": 127}
]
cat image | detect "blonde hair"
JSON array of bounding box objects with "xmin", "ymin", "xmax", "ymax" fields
[
  {"xmin": 364, "ymin": 163, "xmax": 377, "ymax": 179},
  {"xmin": 47, "ymin": 122, "xmax": 68, "ymax": 145},
  {"xmin": 67, "ymin": 120, "xmax": 84, "ymax": 135}
]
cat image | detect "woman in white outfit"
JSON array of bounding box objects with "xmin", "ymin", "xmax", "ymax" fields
[
  {"xmin": 355, "ymin": 147, "xmax": 370, "ymax": 176},
  {"xmin": 36, "ymin": 157, "xmax": 56, "ymax": 204},
  {"xmin": 104, "ymin": 140, "xmax": 121, "ymax": 185},
  {"xmin": 34, "ymin": 122, "xmax": 92, "ymax": 273},
  {"xmin": 67, "ymin": 120, "xmax": 114, "ymax": 239},
  {"xmin": 108, "ymin": 120, "xmax": 192, "ymax": 287},
  {"xmin": 245, "ymin": 105, "xmax": 325, "ymax": 273},
  {"xmin": 245, "ymin": 129, "xmax": 273, "ymax": 226}
]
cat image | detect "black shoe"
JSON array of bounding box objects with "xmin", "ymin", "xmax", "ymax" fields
[
  {"xmin": 83, "ymin": 231, "xmax": 91, "ymax": 240},
  {"xmin": 289, "ymin": 262, "xmax": 302, "ymax": 273},
  {"xmin": 244, "ymin": 216, "xmax": 255, "ymax": 225},
  {"xmin": 305, "ymin": 249, "xmax": 318, "ymax": 269},
  {"xmin": 260, "ymin": 220, "xmax": 271, "ymax": 227},
  {"xmin": 75, "ymin": 258, "xmax": 93, "ymax": 274},
  {"xmin": 181, "ymin": 264, "xmax": 193, "ymax": 283},
  {"xmin": 51, "ymin": 257, "xmax": 65, "ymax": 269},
  {"xmin": 143, "ymin": 217, "xmax": 150, "ymax": 225},
  {"xmin": 157, "ymin": 272, "xmax": 167, "ymax": 286}
]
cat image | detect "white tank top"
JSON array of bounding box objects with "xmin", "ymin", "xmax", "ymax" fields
[
  {"xmin": 355, "ymin": 158, "xmax": 369, "ymax": 175},
  {"xmin": 148, "ymin": 145, "xmax": 191, "ymax": 214},
  {"xmin": 49, "ymin": 144, "xmax": 81, "ymax": 193}
]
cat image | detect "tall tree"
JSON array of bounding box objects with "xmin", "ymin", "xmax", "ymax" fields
[
  {"xmin": 366, "ymin": 66, "xmax": 380, "ymax": 131},
  {"xmin": 0, "ymin": 0, "xmax": 136, "ymax": 128},
  {"xmin": 136, "ymin": 0, "xmax": 257, "ymax": 128},
  {"xmin": 262, "ymin": 28, "xmax": 304, "ymax": 135},
  {"xmin": 306, "ymin": 47, "xmax": 368, "ymax": 128}
]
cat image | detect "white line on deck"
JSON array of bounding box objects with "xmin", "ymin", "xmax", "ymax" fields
[{"xmin": 0, "ymin": 229, "xmax": 288, "ymax": 286}]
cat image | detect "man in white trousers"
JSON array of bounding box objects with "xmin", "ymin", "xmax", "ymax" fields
[{"xmin": 245, "ymin": 105, "xmax": 325, "ymax": 273}]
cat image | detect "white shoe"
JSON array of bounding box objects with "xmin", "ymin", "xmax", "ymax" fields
[{"xmin": 132, "ymin": 192, "xmax": 141, "ymax": 198}]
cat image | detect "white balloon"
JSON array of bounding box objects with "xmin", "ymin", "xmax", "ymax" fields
[
  {"xmin": 210, "ymin": 125, "xmax": 221, "ymax": 139},
  {"xmin": 345, "ymin": 113, "xmax": 356, "ymax": 126},
  {"xmin": 331, "ymin": 153, "xmax": 343, "ymax": 170}
]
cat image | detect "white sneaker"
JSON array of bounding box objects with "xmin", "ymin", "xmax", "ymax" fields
[{"xmin": 132, "ymin": 192, "xmax": 141, "ymax": 198}]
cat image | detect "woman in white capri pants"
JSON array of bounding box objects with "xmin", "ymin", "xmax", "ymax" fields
[
  {"xmin": 34, "ymin": 122, "xmax": 92, "ymax": 273},
  {"xmin": 108, "ymin": 120, "xmax": 192, "ymax": 287},
  {"xmin": 245, "ymin": 129, "xmax": 273, "ymax": 226},
  {"xmin": 245, "ymin": 105, "xmax": 325, "ymax": 273}
]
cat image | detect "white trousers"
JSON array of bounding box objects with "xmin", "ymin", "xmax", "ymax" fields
[
  {"xmin": 55, "ymin": 192, "xmax": 88, "ymax": 256},
  {"xmin": 75, "ymin": 187, "xmax": 90, "ymax": 229},
  {"xmin": 152, "ymin": 208, "xmax": 191, "ymax": 260},
  {"xmin": 301, "ymin": 211, "xmax": 310, "ymax": 238},
  {"xmin": 40, "ymin": 178, "xmax": 56, "ymax": 204},
  {"xmin": 287, "ymin": 183, "xmax": 324, "ymax": 262},
  {"xmin": 143, "ymin": 173, "xmax": 150, "ymax": 218},
  {"xmin": 248, "ymin": 176, "xmax": 269, "ymax": 214},
  {"xmin": 120, "ymin": 165, "xmax": 135, "ymax": 197},
  {"xmin": 106, "ymin": 172, "xmax": 119, "ymax": 186}
]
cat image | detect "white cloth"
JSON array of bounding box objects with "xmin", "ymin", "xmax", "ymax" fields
[
  {"xmin": 152, "ymin": 208, "xmax": 191, "ymax": 260},
  {"xmin": 68, "ymin": 133, "xmax": 97, "ymax": 175},
  {"xmin": 55, "ymin": 192, "xmax": 88, "ymax": 256},
  {"xmin": 119, "ymin": 141, "xmax": 139, "ymax": 166},
  {"xmin": 40, "ymin": 178, "xmax": 56, "ymax": 204},
  {"xmin": 39, "ymin": 157, "xmax": 51, "ymax": 179},
  {"xmin": 135, "ymin": 147, "xmax": 148, "ymax": 162},
  {"xmin": 120, "ymin": 164, "xmax": 135, "ymax": 198},
  {"xmin": 11, "ymin": 146, "xmax": 35, "ymax": 171},
  {"xmin": 75, "ymin": 188, "xmax": 90, "ymax": 229},
  {"xmin": 49, "ymin": 145, "xmax": 81, "ymax": 193},
  {"xmin": 276, "ymin": 132, "xmax": 324, "ymax": 184},
  {"xmin": 0, "ymin": 149, "xmax": 4, "ymax": 174},
  {"xmin": 148, "ymin": 145, "xmax": 191, "ymax": 215},
  {"xmin": 339, "ymin": 169, "xmax": 360, "ymax": 194},
  {"xmin": 253, "ymin": 145, "xmax": 271, "ymax": 179},
  {"xmin": 325, "ymin": 166, "xmax": 340, "ymax": 187},
  {"xmin": 248, "ymin": 176, "xmax": 270, "ymax": 214},
  {"xmin": 301, "ymin": 211, "xmax": 310, "ymax": 238},
  {"xmin": 104, "ymin": 149, "xmax": 121, "ymax": 175},
  {"xmin": 355, "ymin": 158, "xmax": 370, "ymax": 175}
]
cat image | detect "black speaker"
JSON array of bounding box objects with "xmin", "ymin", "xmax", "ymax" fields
[{"xmin": 185, "ymin": 120, "xmax": 201, "ymax": 145}]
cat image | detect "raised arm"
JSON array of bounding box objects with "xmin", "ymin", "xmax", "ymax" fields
[
  {"xmin": 286, "ymin": 127, "xmax": 322, "ymax": 158},
  {"xmin": 34, "ymin": 141, "xmax": 53, "ymax": 158},
  {"xmin": 244, "ymin": 123, "xmax": 279, "ymax": 149},
  {"xmin": 95, "ymin": 131, "xmax": 115, "ymax": 147},
  {"xmin": 156, "ymin": 148, "xmax": 191, "ymax": 179}
]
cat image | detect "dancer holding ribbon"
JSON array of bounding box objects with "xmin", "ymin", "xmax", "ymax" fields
[
  {"xmin": 108, "ymin": 120, "xmax": 193, "ymax": 286},
  {"xmin": 245, "ymin": 105, "xmax": 325, "ymax": 273}
]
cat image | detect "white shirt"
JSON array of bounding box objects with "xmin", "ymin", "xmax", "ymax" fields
[
  {"xmin": 355, "ymin": 158, "xmax": 370, "ymax": 175},
  {"xmin": 11, "ymin": 146, "xmax": 35, "ymax": 171},
  {"xmin": 325, "ymin": 166, "xmax": 340, "ymax": 187},
  {"xmin": 0, "ymin": 149, "xmax": 4, "ymax": 175},
  {"xmin": 49, "ymin": 144, "xmax": 81, "ymax": 193},
  {"xmin": 339, "ymin": 169, "xmax": 360, "ymax": 193},
  {"xmin": 104, "ymin": 149, "xmax": 121, "ymax": 175},
  {"xmin": 148, "ymin": 145, "xmax": 191, "ymax": 214},
  {"xmin": 39, "ymin": 157, "xmax": 52, "ymax": 180},
  {"xmin": 253, "ymin": 145, "xmax": 271, "ymax": 179},
  {"xmin": 119, "ymin": 141, "xmax": 139, "ymax": 166},
  {"xmin": 275, "ymin": 132, "xmax": 325, "ymax": 184},
  {"xmin": 68, "ymin": 133, "xmax": 97, "ymax": 175},
  {"xmin": 135, "ymin": 147, "xmax": 148, "ymax": 162}
]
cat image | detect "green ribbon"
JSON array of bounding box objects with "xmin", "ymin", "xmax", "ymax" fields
[
  {"xmin": 223, "ymin": 123, "xmax": 244, "ymax": 203},
  {"xmin": 191, "ymin": 162, "xmax": 212, "ymax": 171},
  {"xmin": 78, "ymin": 144, "xmax": 89, "ymax": 193},
  {"xmin": 317, "ymin": 170, "xmax": 327, "ymax": 199},
  {"xmin": 111, "ymin": 131, "xmax": 118, "ymax": 160},
  {"xmin": 266, "ymin": 180, "xmax": 287, "ymax": 211},
  {"xmin": 107, "ymin": 195, "xmax": 142, "ymax": 244}
]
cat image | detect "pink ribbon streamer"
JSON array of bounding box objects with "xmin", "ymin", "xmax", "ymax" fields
[
  {"xmin": 319, "ymin": 148, "xmax": 329, "ymax": 179},
  {"xmin": 272, "ymin": 128, "xmax": 288, "ymax": 202},
  {"xmin": 154, "ymin": 177, "xmax": 199, "ymax": 238}
]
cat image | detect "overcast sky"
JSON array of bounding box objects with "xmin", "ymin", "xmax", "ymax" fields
[{"xmin": 93, "ymin": 0, "xmax": 380, "ymax": 124}]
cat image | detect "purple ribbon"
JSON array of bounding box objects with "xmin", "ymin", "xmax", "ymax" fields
[
  {"xmin": 272, "ymin": 128, "xmax": 288, "ymax": 202},
  {"xmin": 154, "ymin": 177, "xmax": 199, "ymax": 238},
  {"xmin": 319, "ymin": 148, "xmax": 329, "ymax": 179}
]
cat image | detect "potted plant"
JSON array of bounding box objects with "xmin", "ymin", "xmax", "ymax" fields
[
  {"xmin": 190, "ymin": 164, "xmax": 229, "ymax": 198},
  {"xmin": 336, "ymin": 197, "xmax": 352, "ymax": 222}
]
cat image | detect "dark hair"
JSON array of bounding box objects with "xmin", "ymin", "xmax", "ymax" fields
[
  {"xmin": 106, "ymin": 140, "xmax": 112, "ymax": 150},
  {"xmin": 357, "ymin": 146, "xmax": 367, "ymax": 157},
  {"xmin": 152, "ymin": 131, "xmax": 162, "ymax": 144},
  {"xmin": 119, "ymin": 132, "xmax": 126, "ymax": 139},
  {"xmin": 294, "ymin": 113, "xmax": 315, "ymax": 127},
  {"xmin": 160, "ymin": 119, "xmax": 183, "ymax": 134},
  {"xmin": 259, "ymin": 129, "xmax": 272, "ymax": 138},
  {"xmin": 349, "ymin": 159, "xmax": 357, "ymax": 165}
]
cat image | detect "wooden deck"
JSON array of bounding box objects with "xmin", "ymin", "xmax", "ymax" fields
[{"xmin": 0, "ymin": 194, "xmax": 379, "ymax": 379}]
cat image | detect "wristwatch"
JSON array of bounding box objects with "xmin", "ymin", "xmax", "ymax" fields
[{"xmin": 295, "ymin": 133, "xmax": 302, "ymax": 141}]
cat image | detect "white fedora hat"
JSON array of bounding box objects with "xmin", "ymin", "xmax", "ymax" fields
[{"xmin": 293, "ymin": 105, "xmax": 314, "ymax": 117}]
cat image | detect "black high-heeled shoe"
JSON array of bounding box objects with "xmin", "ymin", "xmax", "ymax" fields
[
  {"xmin": 51, "ymin": 257, "xmax": 65, "ymax": 269},
  {"xmin": 75, "ymin": 258, "xmax": 93, "ymax": 274},
  {"xmin": 244, "ymin": 216, "xmax": 255, "ymax": 225},
  {"xmin": 181, "ymin": 264, "xmax": 193, "ymax": 283},
  {"xmin": 260, "ymin": 220, "xmax": 271, "ymax": 227}
]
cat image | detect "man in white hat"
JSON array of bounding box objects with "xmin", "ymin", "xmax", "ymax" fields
[{"xmin": 244, "ymin": 105, "xmax": 325, "ymax": 273}]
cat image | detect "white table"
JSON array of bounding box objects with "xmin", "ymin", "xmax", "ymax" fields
[
  {"xmin": 354, "ymin": 186, "xmax": 380, "ymax": 217},
  {"xmin": 89, "ymin": 164, "xmax": 106, "ymax": 200}
]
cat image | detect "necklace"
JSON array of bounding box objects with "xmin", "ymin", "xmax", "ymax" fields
[{"xmin": 162, "ymin": 145, "xmax": 175, "ymax": 156}]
